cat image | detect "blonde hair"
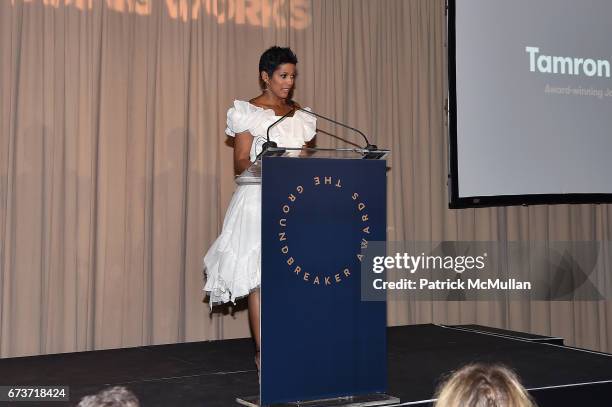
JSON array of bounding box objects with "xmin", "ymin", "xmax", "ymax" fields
[
  {"xmin": 77, "ymin": 386, "xmax": 139, "ymax": 407},
  {"xmin": 434, "ymin": 363, "xmax": 537, "ymax": 407}
]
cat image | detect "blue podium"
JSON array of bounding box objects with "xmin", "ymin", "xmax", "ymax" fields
[{"xmin": 237, "ymin": 148, "xmax": 397, "ymax": 407}]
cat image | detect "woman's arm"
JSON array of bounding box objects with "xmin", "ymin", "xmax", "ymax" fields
[{"xmin": 234, "ymin": 132, "xmax": 254, "ymax": 175}]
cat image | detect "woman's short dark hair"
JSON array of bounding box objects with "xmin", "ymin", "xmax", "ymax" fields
[{"xmin": 258, "ymin": 46, "xmax": 298, "ymax": 88}]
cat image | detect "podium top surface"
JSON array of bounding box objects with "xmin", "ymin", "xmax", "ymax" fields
[
  {"xmin": 236, "ymin": 147, "xmax": 389, "ymax": 185},
  {"xmin": 262, "ymin": 147, "xmax": 389, "ymax": 160}
]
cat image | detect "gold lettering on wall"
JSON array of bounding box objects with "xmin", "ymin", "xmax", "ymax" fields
[
  {"xmin": 14, "ymin": 0, "xmax": 310, "ymax": 28},
  {"xmin": 105, "ymin": 0, "xmax": 150, "ymax": 13},
  {"xmin": 166, "ymin": 0, "xmax": 192, "ymax": 20},
  {"xmin": 19, "ymin": 0, "xmax": 151, "ymax": 13}
]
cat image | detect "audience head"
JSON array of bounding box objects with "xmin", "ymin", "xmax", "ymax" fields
[
  {"xmin": 77, "ymin": 386, "xmax": 140, "ymax": 407},
  {"xmin": 434, "ymin": 363, "xmax": 536, "ymax": 407}
]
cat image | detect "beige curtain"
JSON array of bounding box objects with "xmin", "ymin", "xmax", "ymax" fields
[{"xmin": 1, "ymin": 0, "xmax": 610, "ymax": 358}]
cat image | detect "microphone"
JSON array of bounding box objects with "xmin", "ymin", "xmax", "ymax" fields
[
  {"xmin": 261, "ymin": 106, "xmax": 296, "ymax": 154},
  {"xmin": 293, "ymin": 105, "xmax": 378, "ymax": 151}
]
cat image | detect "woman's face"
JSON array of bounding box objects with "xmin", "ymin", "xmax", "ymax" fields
[{"xmin": 263, "ymin": 63, "xmax": 297, "ymax": 100}]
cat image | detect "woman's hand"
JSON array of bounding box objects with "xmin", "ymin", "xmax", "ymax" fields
[{"xmin": 234, "ymin": 132, "xmax": 254, "ymax": 175}]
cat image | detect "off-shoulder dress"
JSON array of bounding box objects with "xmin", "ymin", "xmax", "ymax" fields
[{"xmin": 203, "ymin": 100, "xmax": 316, "ymax": 306}]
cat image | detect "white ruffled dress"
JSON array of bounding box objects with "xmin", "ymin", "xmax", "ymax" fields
[{"xmin": 203, "ymin": 100, "xmax": 317, "ymax": 306}]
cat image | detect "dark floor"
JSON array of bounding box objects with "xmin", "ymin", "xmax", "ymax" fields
[{"xmin": 1, "ymin": 324, "xmax": 612, "ymax": 406}]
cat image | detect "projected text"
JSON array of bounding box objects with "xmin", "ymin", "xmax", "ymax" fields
[{"xmin": 526, "ymin": 46, "xmax": 611, "ymax": 78}]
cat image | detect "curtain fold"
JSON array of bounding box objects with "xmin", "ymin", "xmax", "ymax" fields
[{"xmin": 1, "ymin": 0, "xmax": 610, "ymax": 358}]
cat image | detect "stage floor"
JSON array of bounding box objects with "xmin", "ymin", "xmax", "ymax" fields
[{"xmin": 1, "ymin": 324, "xmax": 611, "ymax": 406}]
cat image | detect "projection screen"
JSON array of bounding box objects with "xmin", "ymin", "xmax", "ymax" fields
[{"xmin": 448, "ymin": 0, "xmax": 612, "ymax": 208}]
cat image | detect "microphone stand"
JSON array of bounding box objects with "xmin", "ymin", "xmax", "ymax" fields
[
  {"xmin": 294, "ymin": 107, "xmax": 378, "ymax": 151},
  {"xmin": 260, "ymin": 107, "xmax": 296, "ymax": 155}
]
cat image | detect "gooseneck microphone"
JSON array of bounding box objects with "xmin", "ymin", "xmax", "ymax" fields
[
  {"xmin": 294, "ymin": 105, "xmax": 378, "ymax": 151},
  {"xmin": 262, "ymin": 106, "xmax": 296, "ymax": 153}
]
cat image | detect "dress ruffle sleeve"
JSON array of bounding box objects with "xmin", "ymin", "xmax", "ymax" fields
[
  {"xmin": 294, "ymin": 108, "xmax": 317, "ymax": 143},
  {"xmin": 225, "ymin": 100, "xmax": 270, "ymax": 137}
]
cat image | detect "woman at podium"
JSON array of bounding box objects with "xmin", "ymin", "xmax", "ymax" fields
[{"xmin": 203, "ymin": 46, "xmax": 316, "ymax": 371}]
